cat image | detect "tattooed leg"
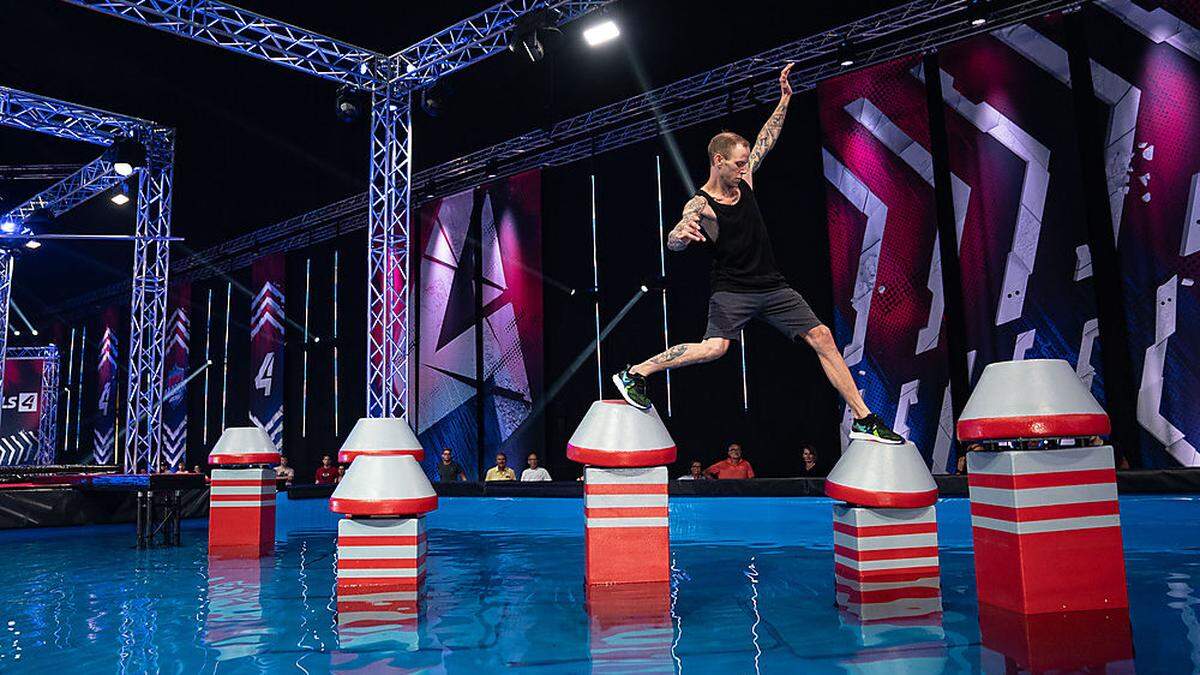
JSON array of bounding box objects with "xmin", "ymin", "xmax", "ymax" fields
[{"xmin": 631, "ymin": 337, "xmax": 730, "ymax": 377}]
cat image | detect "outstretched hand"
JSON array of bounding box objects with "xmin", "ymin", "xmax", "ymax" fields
[{"xmin": 779, "ymin": 62, "xmax": 794, "ymax": 99}]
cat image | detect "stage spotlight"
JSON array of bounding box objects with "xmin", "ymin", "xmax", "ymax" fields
[
  {"xmin": 423, "ymin": 179, "xmax": 439, "ymax": 200},
  {"xmin": 11, "ymin": 329, "xmax": 19, "ymax": 336},
  {"xmin": 967, "ymin": 0, "xmax": 990, "ymax": 26},
  {"xmin": 583, "ymin": 20, "xmax": 620, "ymax": 47},
  {"xmin": 0, "ymin": 220, "xmax": 16, "ymax": 235},
  {"xmin": 30, "ymin": 328, "xmax": 38, "ymax": 337},
  {"xmin": 509, "ymin": 9, "xmax": 554, "ymax": 63},
  {"xmin": 640, "ymin": 274, "xmax": 669, "ymax": 292},
  {"xmin": 420, "ymin": 82, "xmax": 450, "ymax": 118},
  {"xmin": 335, "ymin": 84, "xmax": 365, "ymax": 123},
  {"xmin": 111, "ymin": 181, "xmax": 131, "ymax": 206},
  {"xmin": 24, "ymin": 240, "xmax": 40, "ymax": 250},
  {"xmin": 835, "ymin": 36, "xmax": 857, "ymax": 67},
  {"xmin": 112, "ymin": 139, "xmax": 146, "ymax": 176},
  {"xmin": 485, "ymin": 160, "xmax": 500, "ymax": 179}
]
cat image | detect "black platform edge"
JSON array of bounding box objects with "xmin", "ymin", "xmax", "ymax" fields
[
  {"xmin": 277, "ymin": 469, "xmax": 1200, "ymax": 500},
  {"xmin": 0, "ymin": 488, "xmax": 208, "ymax": 530}
]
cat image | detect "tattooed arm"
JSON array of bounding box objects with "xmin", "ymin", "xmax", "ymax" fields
[
  {"xmin": 746, "ymin": 63, "xmax": 793, "ymax": 185},
  {"xmin": 667, "ymin": 195, "xmax": 708, "ymax": 252}
]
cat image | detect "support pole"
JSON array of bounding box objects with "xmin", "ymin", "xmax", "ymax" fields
[
  {"xmin": 124, "ymin": 132, "xmax": 174, "ymax": 474},
  {"xmin": 0, "ymin": 252, "xmax": 11, "ymax": 429},
  {"xmin": 366, "ymin": 79, "xmax": 412, "ymax": 420}
]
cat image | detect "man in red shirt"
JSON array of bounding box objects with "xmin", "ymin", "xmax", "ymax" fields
[
  {"xmin": 314, "ymin": 454, "xmax": 338, "ymax": 484},
  {"xmin": 705, "ymin": 444, "xmax": 755, "ymax": 479}
]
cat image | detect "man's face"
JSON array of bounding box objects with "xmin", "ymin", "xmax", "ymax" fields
[
  {"xmin": 802, "ymin": 448, "xmax": 815, "ymax": 464},
  {"xmin": 690, "ymin": 462, "xmax": 703, "ymax": 476},
  {"xmin": 728, "ymin": 446, "xmax": 742, "ymax": 462},
  {"xmin": 715, "ymin": 144, "xmax": 750, "ymax": 189},
  {"xmin": 496, "ymin": 455, "xmax": 507, "ymax": 469},
  {"xmin": 442, "ymin": 449, "xmax": 452, "ymax": 463},
  {"xmin": 280, "ymin": 457, "xmax": 288, "ymax": 467},
  {"xmin": 322, "ymin": 456, "xmax": 332, "ymax": 467},
  {"xmin": 528, "ymin": 454, "xmax": 538, "ymax": 468}
]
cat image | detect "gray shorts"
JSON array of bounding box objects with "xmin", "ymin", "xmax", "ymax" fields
[{"xmin": 703, "ymin": 287, "xmax": 822, "ymax": 343}]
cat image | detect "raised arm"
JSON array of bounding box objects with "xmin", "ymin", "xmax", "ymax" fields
[
  {"xmin": 667, "ymin": 195, "xmax": 708, "ymax": 252},
  {"xmin": 746, "ymin": 63, "xmax": 793, "ymax": 180}
]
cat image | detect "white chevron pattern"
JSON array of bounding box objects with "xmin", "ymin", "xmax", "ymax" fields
[
  {"xmin": 0, "ymin": 431, "xmax": 37, "ymax": 466},
  {"xmin": 250, "ymin": 282, "xmax": 284, "ymax": 339}
]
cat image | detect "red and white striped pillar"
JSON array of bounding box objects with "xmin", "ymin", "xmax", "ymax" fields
[
  {"xmin": 329, "ymin": 454, "xmax": 437, "ymax": 594},
  {"xmin": 958, "ymin": 359, "xmax": 1127, "ymax": 615},
  {"xmin": 207, "ymin": 427, "xmax": 280, "ymax": 559},
  {"xmin": 977, "ymin": 603, "xmax": 1134, "ymax": 672},
  {"xmin": 967, "ymin": 447, "xmax": 1127, "ymax": 613},
  {"xmin": 825, "ymin": 439, "xmax": 942, "ymax": 620},
  {"xmin": 336, "ymin": 516, "xmax": 427, "ymax": 592},
  {"xmin": 584, "ymin": 467, "xmax": 670, "ymax": 585},
  {"xmin": 568, "ymin": 400, "xmax": 677, "ymax": 586},
  {"xmin": 833, "ymin": 504, "xmax": 942, "ymax": 621}
]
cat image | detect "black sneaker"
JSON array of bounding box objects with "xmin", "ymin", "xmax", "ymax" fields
[
  {"xmin": 850, "ymin": 413, "xmax": 904, "ymax": 445},
  {"xmin": 612, "ymin": 367, "xmax": 652, "ymax": 410}
]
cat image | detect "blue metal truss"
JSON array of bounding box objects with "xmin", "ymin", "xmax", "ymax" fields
[
  {"xmin": 61, "ymin": 0, "xmax": 381, "ymax": 89},
  {"xmin": 0, "ymin": 85, "xmax": 146, "ymax": 145},
  {"xmin": 7, "ymin": 346, "xmax": 61, "ymax": 465},
  {"xmin": 0, "ymin": 84, "xmax": 173, "ymax": 474},
  {"xmin": 1, "ymin": 150, "xmax": 125, "ymax": 224}
]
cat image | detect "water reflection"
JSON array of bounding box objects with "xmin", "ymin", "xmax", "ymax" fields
[
  {"xmin": 977, "ymin": 604, "xmax": 1135, "ymax": 673},
  {"xmin": 587, "ymin": 582, "xmax": 674, "ymax": 673},
  {"xmin": 204, "ymin": 558, "xmax": 273, "ymax": 662}
]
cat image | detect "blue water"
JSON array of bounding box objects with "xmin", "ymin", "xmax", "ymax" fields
[{"xmin": 0, "ymin": 496, "xmax": 1197, "ymax": 673}]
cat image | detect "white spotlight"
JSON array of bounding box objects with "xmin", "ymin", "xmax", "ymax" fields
[
  {"xmin": 24, "ymin": 240, "xmax": 41, "ymax": 250},
  {"xmin": 111, "ymin": 192, "xmax": 130, "ymax": 206},
  {"xmin": 583, "ymin": 20, "xmax": 620, "ymax": 47},
  {"xmin": 0, "ymin": 221, "xmax": 16, "ymax": 234},
  {"xmin": 30, "ymin": 329, "xmax": 38, "ymax": 336},
  {"xmin": 113, "ymin": 162, "xmax": 135, "ymax": 177}
]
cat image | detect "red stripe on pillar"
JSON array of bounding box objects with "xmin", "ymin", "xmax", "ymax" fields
[
  {"xmin": 584, "ymin": 507, "xmax": 669, "ymax": 518},
  {"xmin": 834, "ymin": 544, "xmax": 939, "ymax": 562},
  {"xmin": 832, "ymin": 521, "xmax": 938, "ymax": 537},
  {"xmin": 338, "ymin": 535, "xmax": 426, "ymax": 546},
  {"xmin": 337, "ymin": 557, "xmax": 424, "ymax": 570},
  {"xmin": 970, "ymin": 500, "xmax": 1119, "ymax": 522},
  {"xmin": 584, "ymin": 483, "xmax": 668, "ymax": 495},
  {"xmin": 968, "ymin": 468, "xmax": 1116, "ymax": 490}
]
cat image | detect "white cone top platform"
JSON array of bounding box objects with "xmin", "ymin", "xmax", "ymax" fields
[
  {"xmin": 825, "ymin": 440, "xmax": 938, "ymax": 508},
  {"xmin": 957, "ymin": 359, "xmax": 1110, "ymax": 441},
  {"xmin": 338, "ymin": 417, "xmax": 426, "ymax": 463},
  {"xmin": 567, "ymin": 400, "xmax": 677, "ymax": 467},
  {"xmin": 329, "ymin": 455, "xmax": 437, "ymax": 517},
  {"xmin": 208, "ymin": 426, "xmax": 280, "ymax": 466}
]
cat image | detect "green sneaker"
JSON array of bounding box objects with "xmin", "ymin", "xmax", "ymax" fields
[
  {"xmin": 849, "ymin": 413, "xmax": 904, "ymax": 445},
  {"xmin": 612, "ymin": 367, "xmax": 652, "ymax": 410}
]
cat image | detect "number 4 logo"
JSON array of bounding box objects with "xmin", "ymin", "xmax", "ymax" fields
[{"xmin": 255, "ymin": 352, "xmax": 275, "ymax": 397}]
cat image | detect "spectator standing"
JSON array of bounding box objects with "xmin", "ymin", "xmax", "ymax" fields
[{"xmin": 705, "ymin": 444, "xmax": 755, "ymax": 479}]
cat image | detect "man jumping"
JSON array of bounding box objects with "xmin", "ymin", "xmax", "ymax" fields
[{"xmin": 613, "ymin": 63, "xmax": 903, "ymax": 445}]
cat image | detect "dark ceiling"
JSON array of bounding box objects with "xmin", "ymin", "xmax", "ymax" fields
[{"xmin": 0, "ymin": 0, "xmax": 900, "ymax": 317}]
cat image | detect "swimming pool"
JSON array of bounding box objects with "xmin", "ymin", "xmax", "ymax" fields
[{"xmin": 0, "ymin": 496, "xmax": 1196, "ymax": 673}]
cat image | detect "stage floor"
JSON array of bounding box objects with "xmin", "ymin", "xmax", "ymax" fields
[{"xmin": 0, "ymin": 496, "xmax": 1196, "ymax": 672}]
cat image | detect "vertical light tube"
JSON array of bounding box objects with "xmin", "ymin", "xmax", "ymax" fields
[
  {"xmin": 201, "ymin": 288, "xmax": 213, "ymax": 445},
  {"xmin": 63, "ymin": 327, "xmax": 76, "ymax": 453},
  {"xmin": 74, "ymin": 326, "xmax": 85, "ymax": 451},
  {"xmin": 591, "ymin": 173, "xmax": 603, "ymax": 399},
  {"xmin": 739, "ymin": 329, "xmax": 749, "ymax": 411},
  {"xmin": 656, "ymin": 156, "xmax": 672, "ymax": 416},
  {"xmin": 301, "ymin": 257, "xmax": 311, "ymax": 437},
  {"xmin": 332, "ymin": 249, "xmax": 340, "ymax": 437},
  {"xmin": 220, "ymin": 281, "xmax": 232, "ymax": 431}
]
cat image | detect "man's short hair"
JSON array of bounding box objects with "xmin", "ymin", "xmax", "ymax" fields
[
  {"xmin": 728, "ymin": 443, "xmax": 742, "ymax": 451},
  {"xmin": 708, "ymin": 131, "xmax": 750, "ymax": 164},
  {"xmin": 496, "ymin": 452, "xmax": 507, "ymax": 459}
]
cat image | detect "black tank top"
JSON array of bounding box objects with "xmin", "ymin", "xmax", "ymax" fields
[{"xmin": 697, "ymin": 179, "xmax": 787, "ymax": 293}]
